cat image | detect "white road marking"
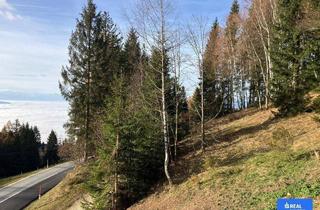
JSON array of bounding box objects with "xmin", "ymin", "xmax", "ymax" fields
[{"xmin": 0, "ymin": 162, "xmax": 74, "ymax": 204}]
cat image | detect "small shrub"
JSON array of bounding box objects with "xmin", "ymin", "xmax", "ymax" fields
[
  {"xmin": 313, "ymin": 115, "xmax": 320, "ymax": 123},
  {"xmin": 269, "ymin": 127, "xmax": 293, "ymax": 150},
  {"xmin": 312, "ymin": 96, "xmax": 320, "ymax": 113},
  {"xmin": 204, "ymin": 156, "xmax": 217, "ymax": 168}
]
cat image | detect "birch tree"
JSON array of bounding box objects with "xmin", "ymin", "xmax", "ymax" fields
[
  {"xmin": 130, "ymin": 0, "xmax": 175, "ymax": 185},
  {"xmin": 186, "ymin": 16, "xmax": 208, "ymax": 151},
  {"xmin": 171, "ymin": 30, "xmax": 182, "ymax": 159},
  {"xmin": 245, "ymin": 0, "xmax": 277, "ymax": 108}
]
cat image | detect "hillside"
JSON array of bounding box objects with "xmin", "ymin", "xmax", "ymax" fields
[
  {"xmin": 26, "ymin": 108, "xmax": 320, "ymax": 210},
  {"xmin": 129, "ymin": 108, "xmax": 320, "ymax": 210}
]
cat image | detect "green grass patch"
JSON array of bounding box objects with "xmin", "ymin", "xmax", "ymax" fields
[
  {"xmin": 243, "ymin": 151, "xmax": 319, "ymax": 209},
  {"xmin": 201, "ymin": 149, "xmax": 320, "ymax": 209},
  {"xmin": 249, "ymin": 180, "xmax": 320, "ymax": 210}
]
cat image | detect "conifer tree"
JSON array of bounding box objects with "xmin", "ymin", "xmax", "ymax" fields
[
  {"xmin": 87, "ymin": 67, "xmax": 164, "ymax": 209},
  {"xmin": 190, "ymin": 87, "xmax": 202, "ymax": 124},
  {"xmin": 60, "ymin": 0, "xmax": 121, "ymax": 160},
  {"xmin": 0, "ymin": 122, "xmax": 42, "ymax": 177},
  {"xmin": 86, "ymin": 32, "xmax": 165, "ymax": 209},
  {"xmin": 122, "ymin": 28, "xmax": 141, "ymax": 80},
  {"xmin": 130, "ymin": 0, "xmax": 174, "ymax": 185},
  {"xmin": 19, "ymin": 124, "xmax": 41, "ymax": 172},
  {"xmin": 59, "ymin": 0, "xmax": 97, "ymax": 161},
  {"xmin": 225, "ymin": 0, "xmax": 241, "ymax": 112},
  {"xmin": 147, "ymin": 46, "xmax": 189, "ymax": 158},
  {"xmin": 231, "ymin": 0, "xmax": 240, "ymax": 14},
  {"xmin": 91, "ymin": 12, "xmax": 122, "ymax": 108},
  {"xmin": 271, "ymin": 0, "xmax": 307, "ymax": 115},
  {"xmin": 202, "ymin": 19, "xmax": 224, "ymax": 119},
  {"xmin": 299, "ymin": 1, "xmax": 320, "ymax": 90},
  {"xmin": 46, "ymin": 130, "xmax": 59, "ymax": 165},
  {"xmin": 271, "ymin": 0, "xmax": 320, "ymax": 115},
  {"xmin": 33, "ymin": 126, "xmax": 41, "ymax": 144}
]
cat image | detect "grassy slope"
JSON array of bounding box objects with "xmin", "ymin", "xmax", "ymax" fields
[
  {"xmin": 25, "ymin": 108, "xmax": 320, "ymax": 210},
  {"xmin": 26, "ymin": 165, "xmax": 88, "ymax": 210},
  {"xmin": 129, "ymin": 108, "xmax": 320, "ymax": 210}
]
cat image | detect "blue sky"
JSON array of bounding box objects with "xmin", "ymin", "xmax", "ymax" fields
[{"xmin": 0, "ymin": 0, "xmax": 239, "ymax": 97}]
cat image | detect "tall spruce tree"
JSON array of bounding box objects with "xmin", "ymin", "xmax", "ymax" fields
[
  {"xmin": 60, "ymin": 0, "xmax": 121, "ymax": 160},
  {"xmin": 91, "ymin": 12, "xmax": 122, "ymax": 109},
  {"xmin": 271, "ymin": 0, "xmax": 307, "ymax": 115},
  {"xmin": 59, "ymin": 0, "xmax": 97, "ymax": 161},
  {"xmin": 122, "ymin": 28, "xmax": 141, "ymax": 80},
  {"xmin": 299, "ymin": 0, "xmax": 320, "ymax": 90},
  {"xmin": 86, "ymin": 31, "xmax": 165, "ymax": 210},
  {"xmin": 271, "ymin": 0, "xmax": 320, "ymax": 115}
]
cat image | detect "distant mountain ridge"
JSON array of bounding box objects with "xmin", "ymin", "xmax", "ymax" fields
[{"xmin": 0, "ymin": 91, "xmax": 64, "ymax": 101}]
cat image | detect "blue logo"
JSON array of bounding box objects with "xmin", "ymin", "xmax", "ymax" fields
[{"xmin": 277, "ymin": 198, "xmax": 313, "ymax": 210}]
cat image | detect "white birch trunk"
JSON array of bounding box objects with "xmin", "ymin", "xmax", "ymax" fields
[{"xmin": 160, "ymin": 0, "xmax": 172, "ymax": 185}]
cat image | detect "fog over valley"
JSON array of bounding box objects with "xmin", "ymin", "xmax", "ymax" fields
[{"xmin": 0, "ymin": 100, "xmax": 68, "ymax": 142}]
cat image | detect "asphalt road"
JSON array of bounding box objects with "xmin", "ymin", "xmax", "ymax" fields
[{"xmin": 0, "ymin": 162, "xmax": 74, "ymax": 210}]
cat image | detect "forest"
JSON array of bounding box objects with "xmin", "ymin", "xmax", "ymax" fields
[
  {"xmin": 0, "ymin": 121, "xmax": 60, "ymax": 178},
  {"xmin": 58, "ymin": 0, "xmax": 320, "ymax": 209}
]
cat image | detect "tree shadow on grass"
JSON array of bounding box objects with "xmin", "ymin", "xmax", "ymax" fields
[{"xmin": 171, "ymin": 115, "xmax": 278, "ymax": 185}]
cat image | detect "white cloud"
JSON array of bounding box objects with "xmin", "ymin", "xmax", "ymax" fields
[
  {"xmin": 0, "ymin": 0, "xmax": 21, "ymax": 21},
  {"xmin": 0, "ymin": 0, "xmax": 12, "ymax": 10},
  {"xmin": 0, "ymin": 29, "xmax": 68, "ymax": 94}
]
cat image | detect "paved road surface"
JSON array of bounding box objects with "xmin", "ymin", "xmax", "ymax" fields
[{"xmin": 0, "ymin": 162, "xmax": 74, "ymax": 210}]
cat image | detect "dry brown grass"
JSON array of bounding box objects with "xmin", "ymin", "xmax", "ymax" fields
[
  {"xmin": 26, "ymin": 165, "xmax": 88, "ymax": 210},
  {"xmin": 129, "ymin": 108, "xmax": 320, "ymax": 210},
  {"xmin": 24, "ymin": 108, "xmax": 320, "ymax": 210}
]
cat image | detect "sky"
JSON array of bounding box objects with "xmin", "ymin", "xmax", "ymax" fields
[{"xmin": 0, "ymin": 0, "xmax": 239, "ymax": 97}]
